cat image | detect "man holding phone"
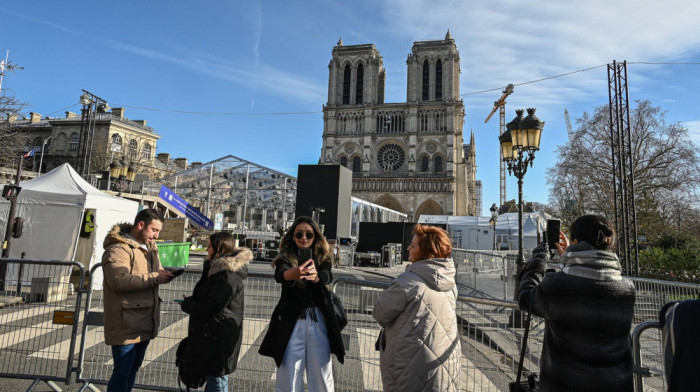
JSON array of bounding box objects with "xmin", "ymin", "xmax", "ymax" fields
[{"xmin": 101, "ymin": 209, "xmax": 174, "ymax": 392}]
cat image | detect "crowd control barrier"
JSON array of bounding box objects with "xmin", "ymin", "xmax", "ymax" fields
[{"xmin": 0, "ymin": 258, "xmax": 85, "ymax": 391}]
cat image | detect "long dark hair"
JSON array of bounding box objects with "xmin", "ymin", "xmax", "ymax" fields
[
  {"xmin": 208, "ymin": 232, "xmax": 237, "ymax": 261},
  {"xmin": 275, "ymin": 216, "xmax": 331, "ymax": 267},
  {"xmin": 570, "ymin": 215, "xmax": 615, "ymax": 250}
]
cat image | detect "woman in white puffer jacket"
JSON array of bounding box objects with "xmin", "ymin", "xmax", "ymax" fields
[{"xmin": 373, "ymin": 224, "xmax": 461, "ymax": 392}]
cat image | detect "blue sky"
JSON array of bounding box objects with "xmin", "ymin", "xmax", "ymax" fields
[{"xmin": 3, "ymin": 1, "xmax": 700, "ymax": 216}]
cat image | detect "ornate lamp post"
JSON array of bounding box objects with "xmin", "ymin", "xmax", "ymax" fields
[
  {"xmin": 489, "ymin": 203, "xmax": 498, "ymax": 251},
  {"xmin": 109, "ymin": 157, "xmax": 137, "ymax": 197},
  {"xmin": 499, "ymin": 108, "xmax": 544, "ymax": 302}
]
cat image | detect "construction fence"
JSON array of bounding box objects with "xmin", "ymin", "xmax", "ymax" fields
[{"xmin": 0, "ymin": 258, "xmax": 698, "ymax": 391}]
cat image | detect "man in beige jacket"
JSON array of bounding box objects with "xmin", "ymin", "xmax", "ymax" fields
[{"xmin": 102, "ymin": 208, "xmax": 174, "ymax": 392}]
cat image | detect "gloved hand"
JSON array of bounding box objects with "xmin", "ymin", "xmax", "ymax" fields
[{"xmin": 531, "ymin": 241, "xmax": 550, "ymax": 262}]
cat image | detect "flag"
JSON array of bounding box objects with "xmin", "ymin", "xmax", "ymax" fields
[{"xmin": 23, "ymin": 148, "xmax": 35, "ymax": 158}]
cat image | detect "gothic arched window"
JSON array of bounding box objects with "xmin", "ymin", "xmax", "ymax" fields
[
  {"xmin": 435, "ymin": 156, "xmax": 443, "ymax": 173},
  {"xmin": 342, "ymin": 65, "xmax": 351, "ymax": 105},
  {"xmin": 422, "ymin": 60, "xmax": 430, "ymax": 101},
  {"xmin": 421, "ymin": 156, "xmax": 429, "ymax": 172},
  {"xmin": 356, "ymin": 64, "xmax": 364, "ymax": 104},
  {"xmin": 436, "ymin": 60, "xmax": 443, "ymax": 100},
  {"xmin": 340, "ymin": 156, "xmax": 348, "ymax": 167},
  {"xmin": 352, "ymin": 156, "xmax": 361, "ymax": 172}
]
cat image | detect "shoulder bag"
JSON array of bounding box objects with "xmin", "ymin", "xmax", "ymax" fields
[{"xmin": 175, "ymin": 337, "xmax": 206, "ymax": 392}]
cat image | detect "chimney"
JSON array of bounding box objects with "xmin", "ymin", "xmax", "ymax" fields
[
  {"xmin": 133, "ymin": 120, "xmax": 147, "ymax": 127},
  {"xmin": 174, "ymin": 157, "xmax": 188, "ymax": 169},
  {"xmin": 112, "ymin": 108, "xmax": 125, "ymax": 118},
  {"xmin": 29, "ymin": 112, "xmax": 42, "ymax": 123},
  {"xmin": 191, "ymin": 162, "xmax": 202, "ymax": 168},
  {"xmin": 157, "ymin": 153, "xmax": 171, "ymax": 164},
  {"xmin": 65, "ymin": 111, "xmax": 78, "ymax": 119}
]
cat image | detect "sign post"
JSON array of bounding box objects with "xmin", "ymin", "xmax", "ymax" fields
[{"xmin": 158, "ymin": 185, "xmax": 214, "ymax": 230}]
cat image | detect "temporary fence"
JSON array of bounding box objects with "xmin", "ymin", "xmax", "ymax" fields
[
  {"xmin": 0, "ymin": 258, "xmax": 85, "ymax": 391},
  {"xmin": 1, "ymin": 258, "xmax": 698, "ymax": 391}
]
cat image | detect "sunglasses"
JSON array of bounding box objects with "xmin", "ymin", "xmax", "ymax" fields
[{"xmin": 294, "ymin": 231, "xmax": 314, "ymax": 240}]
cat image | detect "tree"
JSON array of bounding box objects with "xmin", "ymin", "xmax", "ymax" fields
[
  {"xmin": 0, "ymin": 93, "xmax": 29, "ymax": 168},
  {"xmin": 547, "ymin": 100, "xmax": 700, "ymax": 240}
]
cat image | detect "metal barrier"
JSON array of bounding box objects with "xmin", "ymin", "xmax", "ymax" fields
[
  {"xmin": 0, "ymin": 258, "xmax": 86, "ymax": 391},
  {"xmin": 2, "ymin": 258, "xmax": 697, "ymax": 391},
  {"xmin": 632, "ymin": 321, "xmax": 665, "ymax": 392}
]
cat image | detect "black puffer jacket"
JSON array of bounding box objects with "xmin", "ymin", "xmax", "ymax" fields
[
  {"xmin": 180, "ymin": 247, "xmax": 253, "ymax": 376},
  {"xmin": 517, "ymin": 242, "xmax": 636, "ymax": 392},
  {"xmin": 258, "ymin": 254, "xmax": 345, "ymax": 367}
]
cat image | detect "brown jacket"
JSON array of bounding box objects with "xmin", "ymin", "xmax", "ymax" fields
[{"xmin": 102, "ymin": 223, "xmax": 162, "ymax": 346}]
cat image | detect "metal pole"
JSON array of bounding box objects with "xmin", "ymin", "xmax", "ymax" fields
[
  {"xmin": 242, "ymin": 164, "xmax": 250, "ymax": 230},
  {"xmin": 206, "ymin": 163, "xmax": 214, "ymax": 218},
  {"xmin": 1, "ymin": 155, "xmax": 23, "ymax": 291},
  {"xmin": 38, "ymin": 136, "xmax": 50, "ymax": 176}
]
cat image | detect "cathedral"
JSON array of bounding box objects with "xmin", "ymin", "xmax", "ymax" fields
[{"xmin": 320, "ymin": 31, "xmax": 478, "ymax": 221}]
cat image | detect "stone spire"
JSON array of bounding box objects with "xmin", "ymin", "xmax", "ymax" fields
[
  {"xmin": 445, "ymin": 29, "xmax": 453, "ymax": 41},
  {"xmin": 337, "ymin": 37, "xmax": 343, "ymax": 47}
]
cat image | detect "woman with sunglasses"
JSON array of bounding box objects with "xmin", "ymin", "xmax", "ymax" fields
[{"xmin": 259, "ymin": 216, "xmax": 345, "ymax": 392}]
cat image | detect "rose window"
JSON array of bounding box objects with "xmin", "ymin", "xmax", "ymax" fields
[{"xmin": 377, "ymin": 144, "xmax": 405, "ymax": 171}]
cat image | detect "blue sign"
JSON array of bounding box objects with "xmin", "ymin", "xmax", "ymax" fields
[{"xmin": 159, "ymin": 185, "xmax": 214, "ymax": 230}]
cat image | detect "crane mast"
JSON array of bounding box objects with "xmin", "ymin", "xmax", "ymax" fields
[{"xmin": 485, "ymin": 84, "xmax": 514, "ymax": 207}]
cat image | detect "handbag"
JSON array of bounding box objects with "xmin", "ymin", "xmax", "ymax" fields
[
  {"xmin": 175, "ymin": 337, "xmax": 206, "ymax": 392},
  {"xmin": 328, "ymin": 288, "xmax": 348, "ymax": 331},
  {"xmin": 509, "ymin": 311, "xmax": 540, "ymax": 392}
]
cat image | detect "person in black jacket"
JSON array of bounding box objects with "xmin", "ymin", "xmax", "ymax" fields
[
  {"xmin": 517, "ymin": 215, "xmax": 636, "ymax": 392},
  {"xmin": 258, "ymin": 216, "xmax": 345, "ymax": 392},
  {"xmin": 658, "ymin": 299, "xmax": 700, "ymax": 392},
  {"xmin": 179, "ymin": 232, "xmax": 253, "ymax": 392}
]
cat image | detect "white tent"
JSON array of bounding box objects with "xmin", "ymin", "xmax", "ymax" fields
[{"xmin": 0, "ymin": 163, "xmax": 139, "ymax": 289}]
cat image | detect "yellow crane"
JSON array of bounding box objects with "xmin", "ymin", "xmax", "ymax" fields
[{"xmin": 484, "ymin": 84, "xmax": 514, "ymax": 207}]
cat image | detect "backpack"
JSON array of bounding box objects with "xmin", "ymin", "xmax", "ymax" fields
[{"xmin": 175, "ymin": 337, "xmax": 206, "ymax": 391}]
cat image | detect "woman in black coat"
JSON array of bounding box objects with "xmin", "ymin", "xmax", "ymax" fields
[
  {"xmin": 258, "ymin": 216, "xmax": 345, "ymax": 392},
  {"xmin": 180, "ymin": 232, "xmax": 253, "ymax": 392},
  {"xmin": 517, "ymin": 215, "xmax": 636, "ymax": 392}
]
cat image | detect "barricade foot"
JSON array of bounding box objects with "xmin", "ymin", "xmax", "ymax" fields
[{"xmin": 77, "ymin": 381, "xmax": 102, "ymax": 392}]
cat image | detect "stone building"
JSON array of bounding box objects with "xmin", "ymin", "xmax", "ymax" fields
[
  {"xmin": 4, "ymin": 108, "xmax": 187, "ymax": 186},
  {"xmin": 320, "ymin": 31, "xmax": 477, "ymax": 221}
]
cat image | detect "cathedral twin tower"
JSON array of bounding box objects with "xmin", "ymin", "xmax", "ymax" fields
[{"xmin": 320, "ymin": 31, "xmax": 478, "ymax": 220}]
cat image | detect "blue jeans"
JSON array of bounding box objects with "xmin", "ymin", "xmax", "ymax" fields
[
  {"xmin": 205, "ymin": 374, "xmax": 229, "ymax": 392},
  {"xmin": 107, "ymin": 340, "xmax": 150, "ymax": 392}
]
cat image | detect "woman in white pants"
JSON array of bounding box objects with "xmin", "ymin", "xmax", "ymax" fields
[{"xmin": 258, "ymin": 216, "xmax": 346, "ymax": 391}]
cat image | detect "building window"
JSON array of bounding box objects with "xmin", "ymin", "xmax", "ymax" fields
[
  {"xmin": 421, "ymin": 156, "xmax": 429, "ymax": 172},
  {"xmin": 70, "ymin": 133, "xmax": 79, "ymax": 151},
  {"xmin": 340, "ymin": 156, "xmax": 348, "ymax": 167},
  {"xmin": 422, "ymin": 60, "xmax": 430, "ymax": 101},
  {"xmin": 111, "ymin": 134, "xmax": 122, "ymax": 152},
  {"xmin": 377, "ymin": 144, "xmax": 405, "ymax": 172},
  {"xmin": 142, "ymin": 143, "xmax": 151, "ymax": 160},
  {"xmin": 34, "ymin": 138, "xmax": 43, "ymax": 153},
  {"xmin": 352, "ymin": 156, "xmax": 361, "ymax": 172},
  {"xmin": 436, "ymin": 60, "xmax": 443, "ymax": 100},
  {"xmin": 356, "ymin": 64, "xmax": 364, "ymax": 104},
  {"xmin": 129, "ymin": 139, "xmax": 138, "ymax": 157},
  {"xmin": 342, "ymin": 65, "xmax": 351, "ymax": 105},
  {"xmin": 435, "ymin": 156, "xmax": 443, "ymax": 172}
]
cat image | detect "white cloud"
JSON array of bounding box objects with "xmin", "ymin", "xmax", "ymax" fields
[{"xmin": 685, "ymin": 120, "xmax": 700, "ymax": 145}]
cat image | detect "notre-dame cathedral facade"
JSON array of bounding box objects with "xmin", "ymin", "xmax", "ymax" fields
[{"xmin": 320, "ymin": 32, "xmax": 477, "ymax": 221}]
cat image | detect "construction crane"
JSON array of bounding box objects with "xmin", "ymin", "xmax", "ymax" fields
[
  {"xmin": 564, "ymin": 109, "xmax": 574, "ymax": 143},
  {"xmin": 485, "ymin": 84, "xmax": 514, "ymax": 207}
]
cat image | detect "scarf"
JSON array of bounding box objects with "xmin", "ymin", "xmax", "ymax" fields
[{"xmin": 560, "ymin": 241, "xmax": 623, "ymax": 281}]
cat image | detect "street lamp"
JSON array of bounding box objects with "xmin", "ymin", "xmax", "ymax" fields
[
  {"xmin": 489, "ymin": 203, "xmax": 498, "ymax": 251},
  {"xmin": 499, "ymin": 108, "xmax": 544, "ymax": 302},
  {"xmin": 109, "ymin": 156, "xmax": 137, "ymax": 196}
]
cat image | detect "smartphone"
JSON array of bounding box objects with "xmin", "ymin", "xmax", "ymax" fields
[
  {"xmin": 173, "ymin": 299, "xmax": 184, "ymax": 304},
  {"xmin": 169, "ymin": 268, "xmax": 185, "ymax": 277},
  {"xmin": 546, "ymin": 219, "xmax": 561, "ymax": 250},
  {"xmin": 298, "ymin": 248, "xmax": 313, "ymax": 265}
]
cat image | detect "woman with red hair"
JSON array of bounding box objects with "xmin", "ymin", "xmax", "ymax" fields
[{"xmin": 373, "ymin": 224, "xmax": 461, "ymax": 391}]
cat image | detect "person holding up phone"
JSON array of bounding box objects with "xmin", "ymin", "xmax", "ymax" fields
[
  {"xmin": 178, "ymin": 232, "xmax": 253, "ymax": 392},
  {"xmin": 259, "ymin": 216, "xmax": 345, "ymax": 392}
]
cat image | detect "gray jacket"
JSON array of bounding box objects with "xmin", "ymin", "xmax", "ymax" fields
[{"xmin": 373, "ymin": 258, "xmax": 461, "ymax": 392}]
